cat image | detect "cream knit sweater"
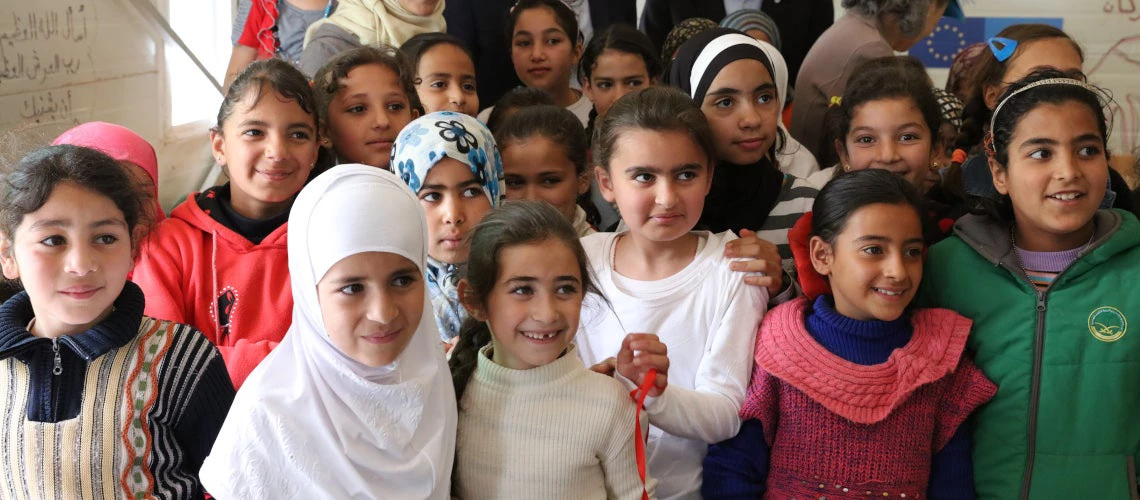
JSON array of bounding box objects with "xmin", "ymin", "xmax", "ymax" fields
[{"xmin": 455, "ymin": 344, "xmax": 655, "ymax": 500}]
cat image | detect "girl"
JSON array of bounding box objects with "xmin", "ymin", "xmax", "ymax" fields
[
  {"xmin": 957, "ymin": 24, "xmax": 1083, "ymax": 156},
  {"xmin": 299, "ymin": 0, "xmax": 444, "ymax": 76},
  {"xmin": 577, "ymin": 86, "xmax": 766, "ymax": 500},
  {"xmin": 810, "ymin": 55, "xmax": 944, "ymax": 192},
  {"xmin": 666, "ymin": 29, "xmax": 817, "ymax": 271},
  {"xmin": 921, "ymin": 70, "xmax": 1140, "ymax": 498},
  {"xmin": 951, "ymin": 24, "xmax": 1134, "ymax": 218},
  {"xmin": 400, "ymin": 32, "xmax": 479, "ymax": 117},
  {"xmin": 497, "ymin": 105, "xmax": 596, "ymax": 236},
  {"xmin": 579, "ymin": 24, "xmax": 661, "ymax": 137},
  {"xmin": 478, "ymin": 0, "xmax": 591, "ymax": 127},
  {"xmin": 200, "ymin": 165, "xmax": 456, "ymax": 498},
  {"xmin": 448, "ymin": 200, "xmax": 655, "ymax": 499},
  {"xmin": 134, "ymin": 59, "xmax": 321, "ymax": 389},
  {"xmin": 313, "ymin": 45, "xmax": 419, "ymax": 169},
  {"xmin": 0, "ymin": 145, "xmax": 234, "ymax": 498},
  {"xmin": 791, "ymin": 0, "xmax": 956, "ymax": 166},
  {"xmin": 392, "ymin": 111, "xmax": 504, "ymax": 341},
  {"xmin": 702, "ymin": 169, "xmax": 996, "ymax": 499},
  {"xmin": 52, "ymin": 121, "xmax": 166, "ymax": 224}
]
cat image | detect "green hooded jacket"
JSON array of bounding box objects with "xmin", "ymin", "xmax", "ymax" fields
[{"xmin": 921, "ymin": 209, "xmax": 1140, "ymax": 499}]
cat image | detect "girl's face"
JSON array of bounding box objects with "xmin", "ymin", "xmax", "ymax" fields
[
  {"xmin": 327, "ymin": 63, "xmax": 417, "ymax": 169},
  {"xmin": 511, "ymin": 7, "xmax": 581, "ymax": 93},
  {"xmin": 0, "ymin": 183, "xmax": 134, "ymax": 338},
  {"xmin": 837, "ymin": 97, "xmax": 935, "ymax": 191},
  {"xmin": 583, "ymin": 49, "xmax": 653, "ymax": 119},
  {"xmin": 317, "ymin": 251, "xmax": 424, "ymax": 367},
  {"xmin": 810, "ymin": 202, "xmax": 924, "ymax": 322},
  {"xmin": 991, "ymin": 100, "xmax": 1107, "ymax": 252},
  {"xmin": 476, "ymin": 237, "xmax": 582, "ymax": 370},
  {"xmin": 596, "ymin": 129, "xmax": 712, "ymax": 243},
  {"xmin": 699, "ymin": 58, "xmax": 779, "ymax": 165},
  {"xmin": 984, "ymin": 38, "xmax": 1083, "ymax": 110},
  {"xmin": 415, "ymin": 44, "xmax": 479, "ymax": 117},
  {"xmin": 211, "ymin": 86, "xmax": 319, "ymax": 220},
  {"xmin": 502, "ymin": 136, "xmax": 588, "ymax": 222},
  {"xmin": 418, "ymin": 158, "xmax": 493, "ymax": 265}
]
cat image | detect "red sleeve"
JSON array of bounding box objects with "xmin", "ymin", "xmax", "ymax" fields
[
  {"xmin": 236, "ymin": 0, "xmax": 270, "ymax": 49},
  {"xmin": 133, "ymin": 235, "xmax": 189, "ymax": 325},
  {"xmin": 739, "ymin": 361, "xmax": 781, "ymax": 446},
  {"xmin": 934, "ymin": 357, "xmax": 998, "ymax": 451}
]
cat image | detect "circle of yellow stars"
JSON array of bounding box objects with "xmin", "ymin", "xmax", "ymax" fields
[{"xmin": 926, "ymin": 23, "xmax": 968, "ymax": 62}]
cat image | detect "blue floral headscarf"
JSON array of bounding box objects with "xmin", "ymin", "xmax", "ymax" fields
[
  {"xmin": 391, "ymin": 111, "xmax": 504, "ymax": 207},
  {"xmin": 391, "ymin": 111, "xmax": 504, "ymax": 340}
]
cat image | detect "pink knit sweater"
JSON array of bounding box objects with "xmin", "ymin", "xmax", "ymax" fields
[{"xmin": 740, "ymin": 298, "xmax": 997, "ymax": 498}]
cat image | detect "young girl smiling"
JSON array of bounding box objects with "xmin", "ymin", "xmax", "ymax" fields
[
  {"xmin": 201, "ymin": 165, "xmax": 456, "ymax": 498},
  {"xmin": 448, "ymin": 201, "xmax": 655, "ymax": 499}
]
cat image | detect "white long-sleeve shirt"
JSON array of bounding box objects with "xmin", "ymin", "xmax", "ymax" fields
[{"xmin": 577, "ymin": 231, "xmax": 766, "ymax": 500}]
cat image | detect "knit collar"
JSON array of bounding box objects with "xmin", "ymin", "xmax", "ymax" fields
[
  {"xmin": 805, "ymin": 295, "xmax": 913, "ymax": 365},
  {"xmin": 475, "ymin": 343, "xmax": 582, "ymax": 391},
  {"xmin": 755, "ymin": 297, "xmax": 972, "ymax": 424},
  {"xmin": 0, "ymin": 281, "xmax": 145, "ymax": 361}
]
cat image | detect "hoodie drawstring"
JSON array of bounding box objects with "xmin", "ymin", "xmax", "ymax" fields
[{"xmin": 211, "ymin": 228, "xmax": 221, "ymax": 340}]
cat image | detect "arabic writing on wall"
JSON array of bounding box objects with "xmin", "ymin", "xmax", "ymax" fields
[
  {"xmin": 0, "ymin": 4, "xmax": 89, "ymax": 86},
  {"xmin": 1104, "ymin": 1, "xmax": 1140, "ymax": 22}
]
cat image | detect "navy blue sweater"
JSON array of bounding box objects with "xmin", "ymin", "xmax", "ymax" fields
[{"xmin": 701, "ymin": 296, "xmax": 976, "ymax": 499}]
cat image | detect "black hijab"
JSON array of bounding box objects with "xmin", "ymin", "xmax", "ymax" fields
[{"xmin": 666, "ymin": 28, "xmax": 786, "ymax": 234}]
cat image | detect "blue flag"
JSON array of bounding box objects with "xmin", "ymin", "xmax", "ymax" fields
[{"xmin": 912, "ymin": 17, "xmax": 1063, "ymax": 68}]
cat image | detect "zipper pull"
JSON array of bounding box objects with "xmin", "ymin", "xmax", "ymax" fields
[
  {"xmin": 51, "ymin": 338, "xmax": 62, "ymax": 376},
  {"xmin": 1036, "ymin": 292, "xmax": 1047, "ymax": 312}
]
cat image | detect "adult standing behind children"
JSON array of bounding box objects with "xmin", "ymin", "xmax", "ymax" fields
[
  {"xmin": 299, "ymin": 0, "xmax": 444, "ymax": 77},
  {"xmin": 444, "ymin": 0, "xmax": 635, "ymax": 111},
  {"xmin": 790, "ymin": 0, "xmax": 960, "ymax": 167},
  {"xmin": 639, "ymin": 0, "xmax": 833, "ymax": 80}
]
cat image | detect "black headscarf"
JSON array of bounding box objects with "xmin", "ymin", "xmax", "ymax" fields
[{"xmin": 665, "ymin": 28, "xmax": 786, "ymax": 234}]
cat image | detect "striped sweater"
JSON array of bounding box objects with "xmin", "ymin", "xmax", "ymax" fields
[
  {"xmin": 756, "ymin": 175, "xmax": 818, "ymax": 268},
  {"xmin": 0, "ymin": 282, "xmax": 235, "ymax": 500}
]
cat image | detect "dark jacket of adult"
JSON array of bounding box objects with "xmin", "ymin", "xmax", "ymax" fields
[{"xmin": 639, "ymin": 0, "xmax": 833, "ymax": 79}]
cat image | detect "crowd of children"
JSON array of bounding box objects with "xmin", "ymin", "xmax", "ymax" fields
[{"xmin": 4, "ymin": 0, "xmax": 1140, "ymax": 498}]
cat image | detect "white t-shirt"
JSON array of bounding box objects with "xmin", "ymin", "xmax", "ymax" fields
[{"xmin": 576, "ymin": 231, "xmax": 766, "ymax": 500}]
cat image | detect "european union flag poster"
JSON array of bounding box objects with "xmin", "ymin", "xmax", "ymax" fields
[{"xmin": 913, "ymin": 17, "xmax": 1064, "ymax": 68}]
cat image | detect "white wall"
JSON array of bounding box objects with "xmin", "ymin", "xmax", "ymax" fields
[{"xmin": 0, "ymin": 0, "xmax": 224, "ymax": 212}]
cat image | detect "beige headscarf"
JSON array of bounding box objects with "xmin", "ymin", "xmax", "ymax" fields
[{"xmin": 304, "ymin": 0, "xmax": 446, "ymax": 48}]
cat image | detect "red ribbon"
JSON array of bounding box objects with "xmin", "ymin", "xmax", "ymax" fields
[{"xmin": 630, "ymin": 369, "xmax": 657, "ymax": 500}]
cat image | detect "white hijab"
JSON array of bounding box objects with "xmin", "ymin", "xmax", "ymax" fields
[
  {"xmin": 304, "ymin": 0, "xmax": 446, "ymax": 48},
  {"xmin": 200, "ymin": 164, "xmax": 457, "ymax": 499},
  {"xmin": 754, "ymin": 37, "xmax": 821, "ymax": 178}
]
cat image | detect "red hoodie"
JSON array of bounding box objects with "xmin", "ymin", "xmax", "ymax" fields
[{"xmin": 133, "ymin": 191, "xmax": 291, "ymax": 389}]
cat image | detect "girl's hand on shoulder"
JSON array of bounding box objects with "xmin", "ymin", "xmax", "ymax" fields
[
  {"xmin": 590, "ymin": 357, "xmax": 617, "ymax": 376},
  {"xmin": 725, "ymin": 229, "xmax": 783, "ymax": 295},
  {"xmin": 616, "ymin": 333, "xmax": 669, "ymax": 397}
]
